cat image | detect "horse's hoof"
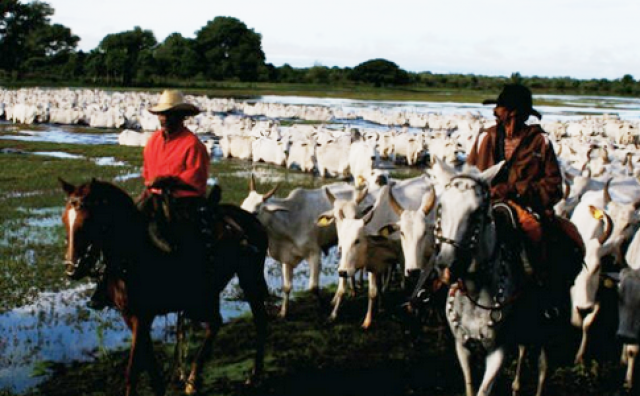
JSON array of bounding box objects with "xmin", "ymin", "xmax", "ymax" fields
[{"xmin": 185, "ymin": 379, "xmax": 198, "ymax": 395}]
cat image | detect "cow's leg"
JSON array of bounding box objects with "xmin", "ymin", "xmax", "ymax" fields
[
  {"xmin": 535, "ymin": 348, "xmax": 548, "ymax": 396},
  {"xmin": 512, "ymin": 345, "xmax": 526, "ymax": 396},
  {"xmin": 478, "ymin": 346, "xmax": 505, "ymax": 396},
  {"xmin": 574, "ymin": 303, "xmax": 600, "ymax": 364},
  {"xmin": 624, "ymin": 344, "xmax": 640, "ymax": 390},
  {"xmin": 307, "ymin": 251, "xmax": 322, "ymax": 296},
  {"xmin": 330, "ymin": 277, "xmax": 347, "ymax": 321},
  {"xmin": 454, "ymin": 340, "xmax": 475, "ymax": 396},
  {"xmin": 362, "ymin": 271, "xmax": 378, "ymax": 329},
  {"xmin": 279, "ymin": 263, "xmax": 294, "ymax": 318},
  {"xmin": 185, "ymin": 313, "xmax": 222, "ymax": 396}
]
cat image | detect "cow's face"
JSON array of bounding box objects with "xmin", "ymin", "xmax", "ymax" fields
[
  {"xmin": 336, "ymin": 218, "xmax": 368, "ymax": 278},
  {"xmin": 241, "ymin": 191, "xmax": 264, "ymax": 215}
]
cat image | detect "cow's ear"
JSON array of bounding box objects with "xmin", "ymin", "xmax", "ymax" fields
[
  {"xmin": 378, "ymin": 224, "xmax": 399, "ymax": 237},
  {"xmin": 317, "ymin": 212, "xmax": 335, "ymax": 227},
  {"xmin": 59, "ymin": 177, "xmax": 75, "ymax": 195},
  {"xmin": 589, "ymin": 205, "xmax": 605, "ymax": 220}
]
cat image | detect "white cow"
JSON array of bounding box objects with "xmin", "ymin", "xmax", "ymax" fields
[
  {"xmin": 252, "ymin": 137, "xmax": 290, "ymax": 166},
  {"xmin": 241, "ymin": 176, "xmax": 359, "ymax": 317},
  {"xmin": 219, "ymin": 135, "xmax": 253, "ymax": 160},
  {"xmin": 286, "ymin": 140, "xmax": 316, "ymax": 172}
]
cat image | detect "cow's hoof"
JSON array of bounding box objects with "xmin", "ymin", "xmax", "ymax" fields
[{"xmin": 245, "ymin": 369, "xmax": 262, "ymax": 387}]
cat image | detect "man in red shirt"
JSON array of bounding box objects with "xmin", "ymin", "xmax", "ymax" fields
[{"xmin": 88, "ymin": 90, "xmax": 211, "ymax": 309}]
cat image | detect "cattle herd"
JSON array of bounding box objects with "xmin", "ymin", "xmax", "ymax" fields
[{"xmin": 4, "ymin": 87, "xmax": 640, "ymax": 394}]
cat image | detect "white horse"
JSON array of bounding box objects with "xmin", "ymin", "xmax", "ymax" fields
[{"xmin": 430, "ymin": 157, "xmax": 567, "ymax": 396}]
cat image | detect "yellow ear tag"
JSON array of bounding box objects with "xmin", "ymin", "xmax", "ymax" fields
[
  {"xmin": 318, "ymin": 217, "xmax": 331, "ymax": 227},
  {"xmin": 380, "ymin": 227, "xmax": 389, "ymax": 237},
  {"xmin": 603, "ymin": 278, "xmax": 614, "ymax": 289},
  {"xmin": 592, "ymin": 209, "xmax": 604, "ymax": 220}
]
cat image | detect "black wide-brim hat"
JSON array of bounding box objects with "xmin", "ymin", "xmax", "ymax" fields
[{"xmin": 482, "ymin": 83, "xmax": 542, "ymax": 120}]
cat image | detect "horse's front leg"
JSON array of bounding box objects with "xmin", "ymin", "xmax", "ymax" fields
[
  {"xmin": 185, "ymin": 312, "xmax": 222, "ymax": 396},
  {"xmin": 535, "ymin": 348, "xmax": 548, "ymax": 396},
  {"xmin": 171, "ymin": 312, "xmax": 187, "ymax": 383},
  {"xmin": 124, "ymin": 315, "xmax": 165, "ymax": 396},
  {"xmin": 454, "ymin": 340, "xmax": 475, "ymax": 396},
  {"xmin": 478, "ymin": 346, "xmax": 506, "ymax": 396},
  {"xmin": 512, "ymin": 345, "xmax": 526, "ymax": 396}
]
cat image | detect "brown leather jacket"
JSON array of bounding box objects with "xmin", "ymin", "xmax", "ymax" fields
[{"xmin": 466, "ymin": 124, "xmax": 562, "ymax": 215}]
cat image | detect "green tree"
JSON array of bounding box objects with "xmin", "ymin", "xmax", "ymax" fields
[
  {"xmin": 195, "ymin": 16, "xmax": 265, "ymax": 81},
  {"xmin": 351, "ymin": 58, "xmax": 410, "ymax": 87},
  {"xmin": 0, "ymin": 1, "xmax": 55, "ymax": 77},
  {"xmin": 97, "ymin": 26, "xmax": 157, "ymax": 85},
  {"xmin": 306, "ymin": 64, "xmax": 330, "ymax": 84},
  {"xmin": 154, "ymin": 33, "xmax": 199, "ymax": 79}
]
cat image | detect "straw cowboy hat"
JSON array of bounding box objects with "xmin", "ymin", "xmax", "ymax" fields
[
  {"xmin": 482, "ymin": 83, "xmax": 542, "ymax": 120},
  {"xmin": 148, "ymin": 90, "xmax": 200, "ymax": 116}
]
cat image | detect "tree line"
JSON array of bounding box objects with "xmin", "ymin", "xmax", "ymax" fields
[{"xmin": 1, "ymin": 0, "xmax": 639, "ymax": 96}]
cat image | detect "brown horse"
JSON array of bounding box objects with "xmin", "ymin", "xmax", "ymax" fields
[{"xmin": 59, "ymin": 178, "xmax": 268, "ymax": 396}]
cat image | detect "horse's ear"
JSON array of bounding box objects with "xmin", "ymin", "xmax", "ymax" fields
[
  {"xmin": 58, "ymin": 177, "xmax": 75, "ymax": 195},
  {"xmin": 479, "ymin": 161, "xmax": 505, "ymax": 185},
  {"xmin": 431, "ymin": 156, "xmax": 456, "ymax": 186}
]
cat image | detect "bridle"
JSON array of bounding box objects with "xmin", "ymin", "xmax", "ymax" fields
[
  {"xmin": 434, "ymin": 174, "xmax": 491, "ymax": 255},
  {"xmin": 64, "ymin": 194, "xmax": 109, "ymax": 278}
]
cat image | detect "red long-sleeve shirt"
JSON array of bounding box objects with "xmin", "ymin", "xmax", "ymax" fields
[{"xmin": 142, "ymin": 127, "xmax": 210, "ymax": 198}]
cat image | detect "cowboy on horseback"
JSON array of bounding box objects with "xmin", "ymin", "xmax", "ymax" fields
[
  {"xmin": 467, "ymin": 83, "xmax": 584, "ymax": 321},
  {"xmin": 88, "ymin": 90, "xmax": 213, "ymax": 310}
]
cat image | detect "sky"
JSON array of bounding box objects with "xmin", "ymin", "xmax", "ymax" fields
[{"xmin": 46, "ymin": 0, "xmax": 639, "ymax": 80}]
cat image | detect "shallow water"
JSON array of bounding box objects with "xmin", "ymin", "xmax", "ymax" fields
[
  {"xmin": 258, "ymin": 94, "xmax": 640, "ymax": 122},
  {"xmin": 0, "ymin": 127, "xmax": 119, "ymax": 145}
]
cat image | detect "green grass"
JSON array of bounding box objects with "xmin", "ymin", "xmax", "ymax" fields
[{"xmin": 17, "ymin": 289, "xmax": 631, "ymax": 396}]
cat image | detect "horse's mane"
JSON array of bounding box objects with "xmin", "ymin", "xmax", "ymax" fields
[{"xmin": 86, "ymin": 179, "xmax": 139, "ymax": 215}]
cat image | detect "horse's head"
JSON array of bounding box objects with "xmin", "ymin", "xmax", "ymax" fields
[
  {"xmin": 430, "ymin": 158, "xmax": 504, "ymax": 283},
  {"xmin": 59, "ymin": 178, "xmax": 127, "ymax": 279}
]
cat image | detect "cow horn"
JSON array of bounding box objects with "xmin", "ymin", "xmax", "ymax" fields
[
  {"xmin": 388, "ymin": 187, "xmax": 404, "ymax": 216},
  {"xmin": 355, "ymin": 186, "xmax": 369, "ymax": 205},
  {"xmin": 563, "ymin": 180, "xmax": 571, "ymax": 199},
  {"xmin": 362, "ymin": 206, "xmax": 375, "ymax": 225},
  {"xmin": 602, "ymin": 147, "xmax": 610, "ymax": 163},
  {"xmin": 603, "ymin": 178, "xmax": 612, "ymax": 205},
  {"xmin": 586, "ymin": 147, "xmax": 594, "ymax": 163},
  {"xmin": 598, "ymin": 211, "xmax": 613, "ymax": 245},
  {"xmin": 249, "ymin": 173, "xmax": 256, "ymax": 192},
  {"xmin": 263, "ymin": 183, "xmax": 280, "ymax": 201},
  {"xmin": 422, "ymin": 185, "xmax": 436, "ymax": 215},
  {"xmin": 324, "ymin": 187, "xmax": 336, "ymax": 205}
]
